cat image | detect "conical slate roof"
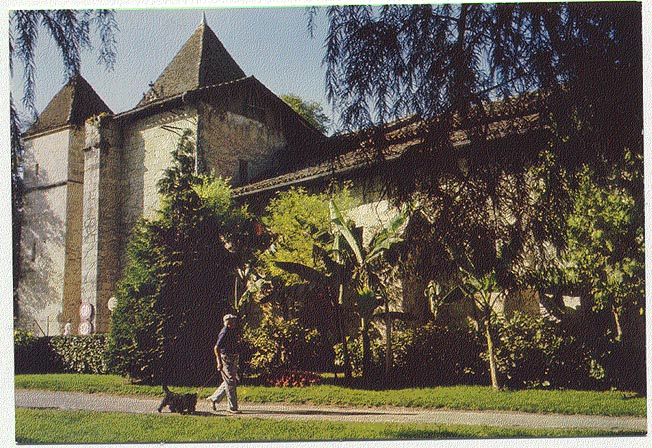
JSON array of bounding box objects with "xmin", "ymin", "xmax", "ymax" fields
[
  {"xmin": 25, "ymin": 74, "xmax": 112, "ymax": 136},
  {"xmin": 137, "ymin": 19, "xmax": 246, "ymax": 107}
]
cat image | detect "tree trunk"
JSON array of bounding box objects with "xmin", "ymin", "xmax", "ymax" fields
[
  {"xmin": 234, "ymin": 276, "xmax": 239, "ymax": 311},
  {"xmin": 336, "ymin": 283, "xmax": 352, "ymax": 381},
  {"xmin": 485, "ymin": 319, "xmax": 500, "ymax": 390},
  {"xmin": 384, "ymin": 297, "xmax": 392, "ymax": 385},
  {"xmin": 361, "ymin": 318, "xmax": 371, "ymax": 380},
  {"xmin": 612, "ymin": 305, "xmax": 623, "ymax": 342}
]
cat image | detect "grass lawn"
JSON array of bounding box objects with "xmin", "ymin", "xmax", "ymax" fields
[
  {"xmin": 15, "ymin": 373, "xmax": 646, "ymax": 417},
  {"xmin": 15, "ymin": 408, "xmax": 643, "ymax": 444}
]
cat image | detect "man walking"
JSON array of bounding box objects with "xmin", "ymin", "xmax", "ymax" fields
[{"xmin": 206, "ymin": 314, "xmax": 241, "ymax": 414}]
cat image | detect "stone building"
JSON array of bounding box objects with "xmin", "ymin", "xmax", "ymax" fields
[
  {"xmin": 17, "ymin": 19, "xmax": 326, "ymax": 335},
  {"xmin": 17, "ymin": 18, "xmax": 542, "ymax": 336}
]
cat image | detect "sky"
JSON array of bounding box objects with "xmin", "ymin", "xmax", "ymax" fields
[{"xmin": 10, "ymin": 6, "xmax": 333, "ymax": 125}]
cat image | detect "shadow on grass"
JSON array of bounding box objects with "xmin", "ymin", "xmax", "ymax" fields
[{"xmin": 240, "ymin": 408, "xmax": 417, "ymax": 417}]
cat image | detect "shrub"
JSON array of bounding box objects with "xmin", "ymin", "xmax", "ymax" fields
[
  {"xmin": 49, "ymin": 335, "xmax": 110, "ymax": 374},
  {"xmin": 492, "ymin": 313, "xmax": 561, "ymax": 388},
  {"xmin": 104, "ymin": 223, "xmax": 167, "ymax": 383},
  {"xmin": 14, "ymin": 330, "xmax": 63, "ymax": 374},
  {"xmin": 392, "ymin": 323, "xmax": 486, "ymax": 387},
  {"xmin": 334, "ymin": 323, "xmax": 485, "ymax": 387},
  {"xmin": 493, "ymin": 312, "xmax": 610, "ymax": 390},
  {"xmin": 259, "ymin": 369, "xmax": 322, "ymax": 387},
  {"xmin": 14, "ymin": 328, "xmax": 38, "ymax": 347},
  {"xmin": 243, "ymin": 315, "xmax": 323, "ymax": 374},
  {"xmin": 333, "ymin": 337, "xmax": 366, "ymax": 377}
]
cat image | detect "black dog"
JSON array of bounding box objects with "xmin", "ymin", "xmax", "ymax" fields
[{"xmin": 157, "ymin": 384, "xmax": 197, "ymax": 414}]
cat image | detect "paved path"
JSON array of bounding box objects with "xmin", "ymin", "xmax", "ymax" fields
[{"xmin": 15, "ymin": 389, "xmax": 646, "ymax": 432}]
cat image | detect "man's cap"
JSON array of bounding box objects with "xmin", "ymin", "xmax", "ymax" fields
[{"xmin": 223, "ymin": 314, "xmax": 237, "ymax": 324}]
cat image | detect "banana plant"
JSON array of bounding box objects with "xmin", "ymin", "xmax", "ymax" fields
[
  {"xmin": 274, "ymin": 243, "xmax": 354, "ymax": 381},
  {"xmin": 329, "ymin": 200, "xmax": 409, "ymax": 380},
  {"xmin": 458, "ymin": 268, "xmax": 505, "ymax": 390}
]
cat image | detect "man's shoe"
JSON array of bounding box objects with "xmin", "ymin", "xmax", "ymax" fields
[{"xmin": 226, "ymin": 409, "xmax": 242, "ymax": 414}]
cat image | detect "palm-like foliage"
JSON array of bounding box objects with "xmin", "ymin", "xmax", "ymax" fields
[
  {"xmin": 458, "ymin": 269, "xmax": 505, "ymax": 390},
  {"xmin": 273, "ymin": 200, "xmax": 408, "ymax": 381},
  {"xmin": 329, "ymin": 200, "xmax": 408, "ymax": 380}
]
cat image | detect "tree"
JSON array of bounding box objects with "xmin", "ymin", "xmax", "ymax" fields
[
  {"xmin": 280, "ymin": 94, "xmax": 331, "ymax": 134},
  {"xmin": 562, "ymin": 165, "xmax": 645, "ymax": 392},
  {"xmin": 564, "ymin": 167, "xmax": 644, "ymax": 341},
  {"xmin": 107, "ymin": 130, "xmax": 262, "ymax": 384},
  {"xmin": 313, "ymin": 4, "xmax": 642, "ymax": 304},
  {"xmin": 261, "ymin": 185, "xmax": 357, "ymax": 380},
  {"xmin": 457, "ymin": 270, "xmax": 504, "ymax": 390},
  {"xmin": 10, "ymin": 10, "xmax": 118, "ymax": 318},
  {"xmin": 317, "ymin": 4, "xmax": 640, "ymax": 172},
  {"xmin": 274, "ymin": 198, "xmax": 408, "ymax": 382}
]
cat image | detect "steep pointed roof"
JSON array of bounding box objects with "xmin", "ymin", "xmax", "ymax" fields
[
  {"xmin": 25, "ymin": 74, "xmax": 112, "ymax": 137},
  {"xmin": 137, "ymin": 19, "xmax": 246, "ymax": 107}
]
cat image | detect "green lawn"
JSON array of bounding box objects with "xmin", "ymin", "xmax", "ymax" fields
[
  {"xmin": 15, "ymin": 408, "xmax": 643, "ymax": 443},
  {"xmin": 15, "ymin": 373, "xmax": 646, "ymax": 417}
]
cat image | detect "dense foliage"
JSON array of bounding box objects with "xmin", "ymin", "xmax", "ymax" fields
[
  {"xmin": 560, "ymin": 166, "xmax": 645, "ymax": 392},
  {"xmin": 106, "ymin": 131, "xmax": 264, "ymax": 384},
  {"xmin": 243, "ymin": 315, "xmax": 322, "ymax": 374},
  {"xmin": 335, "ymin": 323, "xmax": 485, "ymax": 386},
  {"xmin": 260, "ymin": 185, "xmax": 356, "ymax": 283},
  {"xmin": 308, "ymin": 3, "xmax": 643, "ymax": 393},
  {"xmin": 49, "ymin": 335, "xmax": 109, "ymax": 374},
  {"xmin": 14, "ymin": 330, "xmax": 107, "ymax": 374},
  {"xmin": 255, "ymin": 186, "xmax": 357, "ymax": 378},
  {"xmin": 14, "ymin": 330, "xmax": 62, "ymax": 374}
]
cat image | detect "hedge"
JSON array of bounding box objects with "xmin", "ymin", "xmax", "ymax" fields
[
  {"xmin": 14, "ymin": 330, "xmax": 110, "ymax": 374},
  {"xmin": 49, "ymin": 335, "xmax": 110, "ymax": 374}
]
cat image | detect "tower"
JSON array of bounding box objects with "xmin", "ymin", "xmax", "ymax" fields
[
  {"xmin": 17, "ymin": 18, "xmax": 324, "ymax": 335},
  {"xmin": 18, "ymin": 75, "xmax": 112, "ymax": 335}
]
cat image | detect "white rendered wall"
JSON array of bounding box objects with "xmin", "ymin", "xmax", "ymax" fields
[
  {"xmin": 18, "ymin": 129, "xmax": 73, "ymax": 335},
  {"xmin": 122, "ymin": 108, "xmax": 198, "ymax": 232}
]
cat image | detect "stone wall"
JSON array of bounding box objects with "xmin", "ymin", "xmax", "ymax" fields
[
  {"xmin": 79, "ymin": 109, "xmax": 199, "ymax": 333},
  {"xmin": 61, "ymin": 127, "xmax": 86, "ymax": 334},
  {"xmin": 198, "ymin": 102, "xmax": 285, "ymax": 184},
  {"xmin": 121, "ymin": 108, "xmax": 198, "ymax": 243},
  {"xmin": 17, "ymin": 128, "xmax": 73, "ymax": 335},
  {"xmin": 81, "ymin": 116, "xmax": 125, "ymax": 333}
]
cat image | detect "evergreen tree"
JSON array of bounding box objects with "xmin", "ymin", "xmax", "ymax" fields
[
  {"xmin": 107, "ymin": 131, "xmax": 263, "ymax": 384},
  {"xmin": 315, "ymin": 4, "xmax": 643, "ymax": 388},
  {"xmin": 315, "ymin": 2, "xmax": 642, "ymax": 312}
]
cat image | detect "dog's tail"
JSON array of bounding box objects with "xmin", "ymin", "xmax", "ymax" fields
[{"xmin": 162, "ymin": 384, "xmax": 170, "ymax": 393}]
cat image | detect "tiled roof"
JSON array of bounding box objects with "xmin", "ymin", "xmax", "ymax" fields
[
  {"xmin": 24, "ymin": 74, "xmax": 112, "ymax": 137},
  {"xmin": 137, "ymin": 20, "xmax": 246, "ymax": 107},
  {"xmin": 233, "ymin": 112, "xmax": 540, "ymax": 197}
]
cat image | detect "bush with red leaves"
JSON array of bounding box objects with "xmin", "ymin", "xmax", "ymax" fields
[{"xmin": 261, "ymin": 369, "xmax": 321, "ymax": 387}]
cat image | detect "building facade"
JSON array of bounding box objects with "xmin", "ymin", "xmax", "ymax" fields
[
  {"xmin": 17, "ymin": 19, "xmax": 543, "ymax": 336},
  {"xmin": 17, "ymin": 19, "xmax": 327, "ymax": 335}
]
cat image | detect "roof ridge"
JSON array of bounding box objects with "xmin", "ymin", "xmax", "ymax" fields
[
  {"xmin": 198, "ymin": 21, "xmax": 208, "ymax": 86},
  {"xmin": 137, "ymin": 20, "xmax": 245, "ymax": 107},
  {"xmin": 65, "ymin": 75, "xmax": 78, "ymax": 124},
  {"xmin": 24, "ymin": 73, "xmax": 112, "ymax": 137}
]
